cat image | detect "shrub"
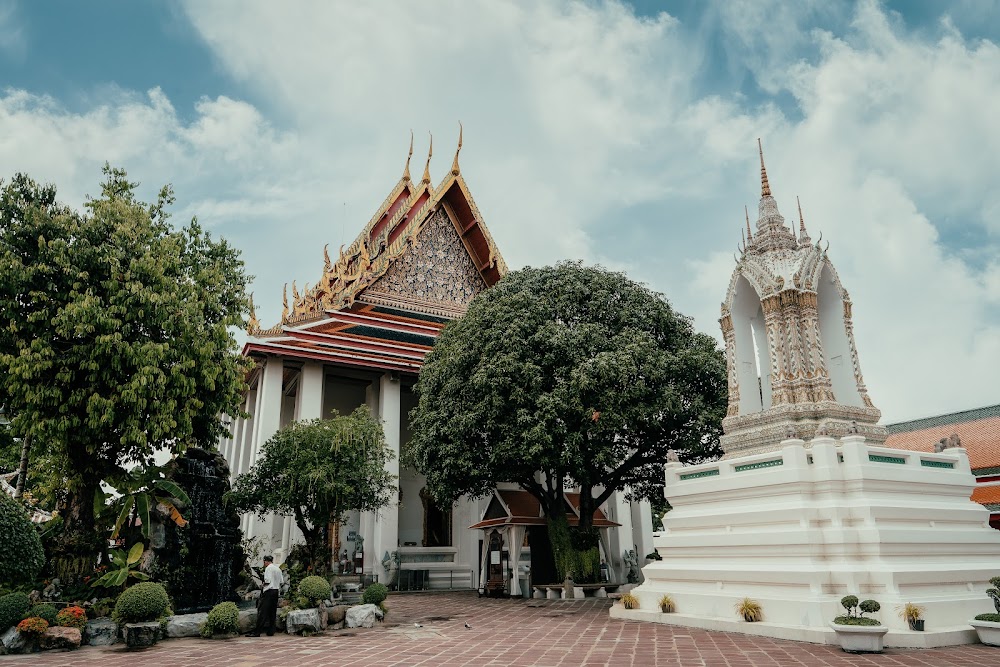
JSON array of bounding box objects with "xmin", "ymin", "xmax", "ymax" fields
[
  {"xmin": 975, "ymin": 613, "xmax": 1000, "ymax": 622},
  {"xmin": 898, "ymin": 602, "xmax": 924, "ymax": 623},
  {"xmin": 16, "ymin": 616, "xmax": 48, "ymax": 636},
  {"xmin": 658, "ymin": 594, "xmax": 675, "ymax": 613},
  {"xmin": 56, "ymin": 605, "xmax": 88, "ymax": 630},
  {"xmin": 619, "ymin": 592, "xmax": 639, "ymax": 610},
  {"xmin": 27, "ymin": 603, "xmax": 58, "ymax": 625},
  {"xmin": 835, "ymin": 594, "xmax": 882, "ymax": 626},
  {"xmin": 112, "ymin": 582, "xmax": 170, "ymax": 624},
  {"xmin": 0, "ymin": 494, "xmax": 44, "ymax": 586},
  {"xmin": 0, "ymin": 592, "xmax": 30, "ymax": 632},
  {"xmin": 362, "ymin": 582, "xmax": 389, "ymax": 606},
  {"xmin": 297, "ymin": 575, "xmax": 331, "ymax": 608},
  {"xmin": 859, "ymin": 599, "xmax": 880, "ymax": 615},
  {"xmin": 200, "ymin": 601, "xmax": 240, "ymax": 638}
]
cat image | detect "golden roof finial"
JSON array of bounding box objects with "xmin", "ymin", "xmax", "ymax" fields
[
  {"xmin": 745, "ymin": 205, "xmax": 753, "ymax": 242},
  {"xmin": 323, "ymin": 243, "xmax": 331, "ymax": 269},
  {"xmin": 292, "ymin": 280, "xmax": 300, "ymax": 302},
  {"xmin": 402, "ymin": 130, "xmax": 414, "ymax": 183},
  {"xmin": 757, "ymin": 138, "xmax": 771, "ymax": 198},
  {"xmin": 282, "ymin": 283, "xmax": 289, "ymax": 322},
  {"xmin": 247, "ymin": 292, "xmax": 259, "ymax": 333},
  {"xmin": 421, "ymin": 132, "xmax": 433, "ymax": 185},
  {"xmin": 451, "ymin": 122, "xmax": 463, "ymax": 176}
]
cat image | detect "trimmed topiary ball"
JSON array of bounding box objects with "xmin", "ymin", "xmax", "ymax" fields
[
  {"xmin": 27, "ymin": 603, "xmax": 58, "ymax": 624},
  {"xmin": 0, "ymin": 592, "xmax": 31, "ymax": 632},
  {"xmin": 200, "ymin": 601, "xmax": 240, "ymax": 638},
  {"xmin": 0, "ymin": 494, "xmax": 44, "ymax": 586},
  {"xmin": 859, "ymin": 599, "xmax": 881, "ymax": 615},
  {"xmin": 362, "ymin": 582, "xmax": 389, "ymax": 606},
  {"xmin": 297, "ymin": 575, "xmax": 331, "ymax": 607},
  {"xmin": 112, "ymin": 582, "xmax": 170, "ymax": 624}
]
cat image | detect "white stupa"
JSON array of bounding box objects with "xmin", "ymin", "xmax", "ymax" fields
[{"xmin": 610, "ymin": 141, "xmax": 1000, "ymax": 648}]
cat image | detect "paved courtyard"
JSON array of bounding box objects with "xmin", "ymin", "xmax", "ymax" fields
[{"xmin": 2, "ymin": 592, "xmax": 997, "ymax": 666}]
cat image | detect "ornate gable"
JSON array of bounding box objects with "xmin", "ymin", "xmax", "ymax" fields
[{"xmin": 361, "ymin": 208, "xmax": 487, "ymax": 318}]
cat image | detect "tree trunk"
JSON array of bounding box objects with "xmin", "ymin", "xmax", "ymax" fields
[
  {"xmin": 50, "ymin": 473, "xmax": 104, "ymax": 584},
  {"xmin": 13, "ymin": 433, "xmax": 29, "ymax": 500}
]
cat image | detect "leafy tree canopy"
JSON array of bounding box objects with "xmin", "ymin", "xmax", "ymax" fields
[
  {"xmin": 227, "ymin": 407, "xmax": 395, "ymax": 571},
  {"xmin": 409, "ymin": 261, "xmax": 727, "ymax": 537},
  {"xmin": 0, "ymin": 166, "xmax": 251, "ymax": 580}
]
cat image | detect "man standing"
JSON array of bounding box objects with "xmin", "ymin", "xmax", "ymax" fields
[{"xmin": 247, "ymin": 555, "xmax": 283, "ymax": 636}]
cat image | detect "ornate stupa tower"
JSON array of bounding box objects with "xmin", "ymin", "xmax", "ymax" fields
[{"xmin": 719, "ymin": 140, "xmax": 884, "ymax": 456}]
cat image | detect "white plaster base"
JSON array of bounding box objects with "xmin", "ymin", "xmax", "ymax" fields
[
  {"xmin": 619, "ymin": 436, "xmax": 1000, "ymax": 648},
  {"xmin": 609, "ymin": 607, "xmax": 979, "ymax": 648}
]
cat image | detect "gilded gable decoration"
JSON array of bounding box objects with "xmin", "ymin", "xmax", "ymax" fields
[{"xmin": 252, "ymin": 129, "xmax": 508, "ymax": 332}]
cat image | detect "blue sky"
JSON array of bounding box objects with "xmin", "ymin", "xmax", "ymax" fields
[{"xmin": 1, "ymin": 0, "xmax": 998, "ymax": 422}]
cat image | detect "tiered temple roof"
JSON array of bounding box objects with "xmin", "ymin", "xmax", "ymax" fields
[{"xmin": 245, "ymin": 128, "xmax": 507, "ymax": 373}]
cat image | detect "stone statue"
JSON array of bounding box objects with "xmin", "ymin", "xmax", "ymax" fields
[
  {"xmin": 785, "ymin": 426, "xmax": 797, "ymax": 440},
  {"xmin": 623, "ymin": 549, "xmax": 640, "ymax": 584},
  {"xmin": 934, "ymin": 433, "xmax": 962, "ymax": 453},
  {"xmin": 847, "ymin": 420, "xmax": 859, "ymax": 434},
  {"xmin": 667, "ymin": 449, "xmax": 680, "ymax": 463},
  {"xmin": 816, "ymin": 422, "xmax": 830, "ymax": 436}
]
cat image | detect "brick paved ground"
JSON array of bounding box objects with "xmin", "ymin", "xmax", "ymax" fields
[{"xmin": 2, "ymin": 592, "xmax": 997, "ymax": 666}]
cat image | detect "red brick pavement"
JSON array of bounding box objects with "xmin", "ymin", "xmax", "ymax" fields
[{"xmin": 2, "ymin": 592, "xmax": 996, "ymax": 666}]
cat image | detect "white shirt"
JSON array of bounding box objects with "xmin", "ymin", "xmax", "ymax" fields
[{"xmin": 263, "ymin": 563, "xmax": 283, "ymax": 592}]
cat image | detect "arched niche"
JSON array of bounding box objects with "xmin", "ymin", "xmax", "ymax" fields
[
  {"xmin": 816, "ymin": 263, "xmax": 862, "ymax": 407},
  {"xmin": 731, "ymin": 274, "xmax": 773, "ymax": 414}
]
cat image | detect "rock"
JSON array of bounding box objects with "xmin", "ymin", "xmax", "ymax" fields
[
  {"xmin": 166, "ymin": 612, "xmax": 208, "ymax": 638},
  {"xmin": 327, "ymin": 604, "xmax": 348, "ymax": 625},
  {"xmin": 85, "ymin": 618, "xmax": 117, "ymax": 646},
  {"xmin": 1, "ymin": 627, "xmax": 28, "ymax": 653},
  {"xmin": 39, "ymin": 627, "xmax": 82, "ymax": 650},
  {"xmin": 345, "ymin": 603, "xmax": 384, "ymax": 629},
  {"xmin": 123, "ymin": 622, "xmax": 160, "ymax": 649},
  {"xmin": 285, "ymin": 608, "xmax": 325, "ymax": 635},
  {"xmin": 238, "ymin": 608, "xmax": 258, "ymax": 634}
]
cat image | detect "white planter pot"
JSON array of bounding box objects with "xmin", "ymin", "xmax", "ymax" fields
[
  {"xmin": 830, "ymin": 623, "xmax": 888, "ymax": 653},
  {"xmin": 970, "ymin": 619, "xmax": 1000, "ymax": 647}
]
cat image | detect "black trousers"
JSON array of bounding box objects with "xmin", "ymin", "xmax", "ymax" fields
[{"xmin": 256, "ymin": 589, "xmax": 279, "ymax": 635}]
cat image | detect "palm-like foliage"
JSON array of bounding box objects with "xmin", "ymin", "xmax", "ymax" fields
[{"xmin": 96, "ymin": 464, "xmax": 191, "ymax": 540}]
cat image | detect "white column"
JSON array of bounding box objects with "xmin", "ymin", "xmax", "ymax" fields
[
  {"xmin": 236, "ymin": 390, "xmax": 257, "ymax": 478},
  {"xmin": 294, "ymin": 361, "xmax": 324, "ymax": 421},
  {"xmin": 247, "ymin": 357, "xmax": 285, "ymax": 548},
  {"xmin": 630, "ymin": 499, "xmax": 654, "ymax": 582},
  {"xmin": 361, "ymin": 380, "xmax": 380, "ymax": 574},
  {"xmin": 607, "ymin": 490, "xmax": 635, "ymax": 583},
  {"xmin": 371, "ymin": 372, "xmax": 401, "ymax": 582}
]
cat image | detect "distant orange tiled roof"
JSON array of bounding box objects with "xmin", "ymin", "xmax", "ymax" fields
[
  {"xmin": 972, "ymin": 484, "xmax": 1000, "ymax": 509},
  {"xmin": 883, "ymin": 406, "xmax": 1000, "ymax": 473}
]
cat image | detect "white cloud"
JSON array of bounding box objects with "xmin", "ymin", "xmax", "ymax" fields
[{"xmin": 0, "ymin": 0, "xmax": 997, "ymax": 424}]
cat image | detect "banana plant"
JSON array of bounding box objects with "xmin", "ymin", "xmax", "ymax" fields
[
  {"xmin": 95, "ymin": 464, "xmax": 191, "ymax": 540},
  {"xmin": 90, "ymin": 542, "xmax": 149, "ymax": 588}
]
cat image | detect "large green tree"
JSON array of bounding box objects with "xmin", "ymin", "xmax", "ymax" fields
[
  {"xmin": 227, "ymin": 407, "xmax": 396, "ymax": 573},
  {"xmin": 0, "ymin": 167, "xmax": 251, "ymax": 581},
  {"xmin": 409, "ymin": 262, "xmax": 726, "ymax": 581}
]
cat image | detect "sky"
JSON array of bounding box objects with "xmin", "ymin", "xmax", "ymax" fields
[{"xmin": 0, "ymin": 0, "xmax": 998, "ymax": 424}]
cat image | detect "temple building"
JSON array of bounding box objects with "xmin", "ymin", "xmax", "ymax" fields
[{"xmin": 220, "ymin": 131, "xmax": 653, "ymax": 593}]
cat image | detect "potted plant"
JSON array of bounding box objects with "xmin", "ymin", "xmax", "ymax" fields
[
  {"xmin": 970, "ymin": 575, "xmax": 1000, "ymax": 646},
  {"xmin": 659, "ymin": 594, "xmax": 675, "ymax": 613},
  {"xmin": 831, "ymin": 595, "xmax": 888, "ymax": 653},
  {"xmin": 618, "ymin": 592, "xmax": 639, "ymax": 610},
  {"xmin": 734, "ymin": 597, "xmax": 762, "ymax": 622},
  {"xmin": 898, "ymin": 602, "xmax": 925, "ymax": 631}
]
